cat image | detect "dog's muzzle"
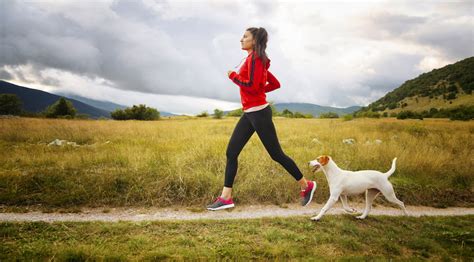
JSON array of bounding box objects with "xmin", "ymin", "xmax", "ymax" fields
[
  {"xmin": 309, "ymin": 161, "xmax": 321, "ymax": 173},
  {"xmin": 311, "ymin": 165, "xmax": 320, "ymax": 173}
]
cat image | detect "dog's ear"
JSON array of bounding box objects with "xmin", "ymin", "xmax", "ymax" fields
[{"xmin": 319, "ymin": 155, "xmax": 330, "ymax": 166}]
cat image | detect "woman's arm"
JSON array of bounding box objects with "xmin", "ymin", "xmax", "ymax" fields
[{"xmin": 264, "ymin": 70, "xmax": 280, "ymax": 93}]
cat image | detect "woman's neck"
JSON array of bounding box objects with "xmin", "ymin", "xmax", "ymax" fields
[{"xmin": 247, "ymin": 49, "xmax": 254, "ymax": 55}]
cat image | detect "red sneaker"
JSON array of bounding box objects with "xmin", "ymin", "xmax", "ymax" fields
[
  {"xmin": 300, "ymin": 181, "xmax": 317, "ymax": 206},
  {"xmin": 206, "ymin": 196, "xmax": 235, "ymax": 211}
]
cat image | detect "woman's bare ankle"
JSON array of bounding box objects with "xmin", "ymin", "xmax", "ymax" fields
[
  {"xmin": 298, "ymin": 177, "xmax": 308, "ymax": 190},
  {"xmin": 221, "ymin": 186, "xmax": 233, "ymax": 200}
]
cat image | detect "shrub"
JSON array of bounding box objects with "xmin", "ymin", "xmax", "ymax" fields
[
  {"xmin": 0, "ymin": 93, "xmax": 22, "ymax": 115},
  {"xmin": 319, "ymin": 112, "xmax": 339, "ymax": 118},
  {"xmin": 281, "ymin": 109, "xmax": 293, "ymax": 118},
  {"xmin": 196, "ymin": 111, "xmax": 208, "ymax": 117},
  {"xmin": 111, "ymin": 104, "xmax": 160, "ymax": 120},
  {"xmin": 213, "ymin": 109, "xmax": 224, "ymax": 119},
  {"xmin": 226, "ymin": 108, "xmax": 243, "ymax": 117},
  {"xmin": 43, "ymin": 97, "xmax": 77, "ymax": 118},
  {"xmin": 343, "ymin": 114, "xmax": 353, "ymax": 121},
  {"xmin": 397, "ymin": 110, "xmax": 423, "ymax": 120}
]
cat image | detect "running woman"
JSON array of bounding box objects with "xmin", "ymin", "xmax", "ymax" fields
[{"xmin": 206, "ymin": 27, "xmax": 316, "ymax": 211}]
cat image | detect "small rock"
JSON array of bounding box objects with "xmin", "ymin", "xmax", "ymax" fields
[
  {"xmin": 48, "ymin": 139, "xmax": 66, "ymax": 146},
  {"xmin": 48, "ymin": 139, "xmax": 79, "ymax": 147},
  {"xmin": 342, "ymin": 138, "xmax": 356, "ymax": 145},
  {"xmin": 66, "ymin": 141, "xmax": 79, "ymax": 147}
]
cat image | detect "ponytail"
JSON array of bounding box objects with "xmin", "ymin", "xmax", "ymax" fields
[{"xmin": 246, "ymin": 27, "xmax": 269, "ymax": 67}]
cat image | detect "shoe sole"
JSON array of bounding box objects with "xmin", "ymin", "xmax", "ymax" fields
[
  {"xmin": 303, "ymin": 182, "xmax": 317, "ymax": 207},
  {"xmin": 206, "ymin": 203, "xmax": 235, "ymax": 211}
]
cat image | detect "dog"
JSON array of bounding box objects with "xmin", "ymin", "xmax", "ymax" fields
[{"xmin": 308, "ymin": 155, "xmax": 408, "ymax": 221}]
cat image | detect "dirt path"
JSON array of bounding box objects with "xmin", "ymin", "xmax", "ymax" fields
[{"xmin": 1, "ymin": 203, "xmax": 473, "ymax": 223}]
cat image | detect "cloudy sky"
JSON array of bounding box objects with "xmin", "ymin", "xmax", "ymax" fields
[{"xmin": 1, "ymin": 0, "xmax": 473, "ymax": 115}]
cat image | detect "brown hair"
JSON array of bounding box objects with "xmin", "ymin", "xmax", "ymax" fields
[{"xmin": 246, "ymin": 27, "xmax": 269, "ymax": 67}]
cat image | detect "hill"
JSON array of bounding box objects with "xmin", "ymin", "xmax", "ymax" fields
[
  {"xmin": 52, "ymin": 92, "xmax": 177, "ymax": 117},
  {"xmin": 53, "ymin": 92, "xmax": 128, "ymax": 112},
  {"xmin": 273, "ymin": 103, "xmax": 360, "ymax": 117},
  {"xmin": 356, "ymin": 57, "xmax": 474, "ymax": 115},
  {"xmin": 0, "ymin": 80, "xmax": 110, "ymax": 119},
  {"xmin": 224, "ymin": 103, "xmax": 361, "ymax": 117}
]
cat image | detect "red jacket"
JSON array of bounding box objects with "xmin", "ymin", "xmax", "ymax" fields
[{"xmin": 228, "ymin": 51, "xmax": 280, "ymax": 110}]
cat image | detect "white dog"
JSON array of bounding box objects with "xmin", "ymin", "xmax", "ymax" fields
[{"xmin": 308, "ymin": 155, "xmax": 408, "ymax": 221}]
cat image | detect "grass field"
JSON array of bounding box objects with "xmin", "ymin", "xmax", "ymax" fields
[
  {"xmin": 0, "ymin": 117, "xmax": 472, "ymax": 210},
  {"xmin": 1, "ymin": 215, "xmax": 473, "ymax": 260}
]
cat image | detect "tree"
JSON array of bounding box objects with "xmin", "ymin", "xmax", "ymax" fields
[
  {"xmin": 213, "ymin": 109, "xmax": 224, "ymax": 119},
  {"xmin": 111, "ymin": 104, "xmax": 160, "ymax": 120},
  {"xmin": 0, "ymin": 94, "xmax": 22, "ymax": 115},
  {"xmin": 44, "ymin": 97, "xmax": 77, "ymax": 118},
  {"xmin": 281, "ymin": 109, "xmax": 293, "ymax": 118}
]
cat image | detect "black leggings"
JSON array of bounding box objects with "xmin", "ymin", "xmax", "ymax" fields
[{"xmin": 224, "ymin": 105, "xmax": 304, "ymax": 187}]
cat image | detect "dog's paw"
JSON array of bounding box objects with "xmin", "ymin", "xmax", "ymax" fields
[
  {"xmin": 310, "ymin": 216, "xmax": 321, "ymax": 221},
  {"xmin": 355, "ymin": 215, "xmax": 366, "ymax": 220}
]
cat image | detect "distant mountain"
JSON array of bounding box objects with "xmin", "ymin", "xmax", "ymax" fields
[
  {"xmin": 355, "ymin": 56, "xmax": 474, "ymax": 114},
  {"xmin": 273, "ymin": 103, "xmax": 361, "ymax": 117},
  {"xmin": 53, "ymin": 92, "xmax": 127, "ymax": 112},
  {"xmin": 53, "ymin": 92, "xmax": 177, "ymax": 117},
  {"xmin": 224, "ymin": 103, "xmax": 361, "ymax": 117},
  {"xmin": 0, "ymin": 80, "xmax": 110, "ymax": 119}
]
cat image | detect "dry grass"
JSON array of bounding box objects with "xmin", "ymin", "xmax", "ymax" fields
[{"xmin": 0, "ymin": 116, "xmax": 472, "ymax": 209}]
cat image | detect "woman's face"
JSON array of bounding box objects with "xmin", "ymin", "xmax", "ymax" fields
[{"xmin": 240, "ymin": 30, "xmax": 255, "ymax": 51}]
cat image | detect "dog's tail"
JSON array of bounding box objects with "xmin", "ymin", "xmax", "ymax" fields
[{"xmin": 384, "ymin": 157, "xmax": 397, "ymax": 177}]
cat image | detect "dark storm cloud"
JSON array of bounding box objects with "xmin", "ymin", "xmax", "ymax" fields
[
  {"xmin": 0, "ymin": 69, "xmax": 13, "ymax": 80},
  {"xmin": 0, "ymin": 0, "xmax": 244, "ymax": 102}
]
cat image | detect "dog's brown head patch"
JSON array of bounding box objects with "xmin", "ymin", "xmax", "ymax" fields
[{"xmin": 317, "ymin": 155, "xmax": 330, "ymax": 166}]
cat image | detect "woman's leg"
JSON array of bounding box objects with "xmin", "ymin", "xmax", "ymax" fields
[
  {"xmin": 221, "ymin": 113, "xmax": 255, "ymax": 199},
  {"xmin": 245, "ymin": 106, "xmax": 307, "ymax": 188}
]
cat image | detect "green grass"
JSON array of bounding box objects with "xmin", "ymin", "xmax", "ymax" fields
[
  {"xmin": 0, "ymin": 117, "xmax": 473, "ymax": 210},
  {"xmin": 1, "ymin": 215, "xmax": 473, "ymax": 260}
]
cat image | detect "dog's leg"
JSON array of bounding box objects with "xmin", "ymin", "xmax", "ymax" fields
[
  {"xmin": 311, "ymin": 193, "xmax": 340, "ymax": 221},
  {"xmin": 380, "ymin": 183, "xmax": 408, "ymax": 216},
  {"xmin": 356, "ymin": 189, "xmax": 380, "ymax": 219},
  {"xmin": 340, "ymin": 195, "xmax": 357, "ymax": 213}
]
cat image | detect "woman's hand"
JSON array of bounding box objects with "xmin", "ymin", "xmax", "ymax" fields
[{"xmin": 227, "ymin": 70, "xmax": 233, "ymax": 77}]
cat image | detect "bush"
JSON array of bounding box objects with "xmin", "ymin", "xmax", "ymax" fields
[
  {"xmin": 446, "ymin": 93, "xmax": 456, "ymax": 100},
  {"xmin": 111, "ymin": 104, "xmax": 160, "ymax": 120},
  {"xmin": 355, "ymin": 111, "xmax": 381, "ymax": 118},
  {"xmin": 449, "ymin": 105, "xmax": 474, "ymax": 121},
  {"xmin": 213, "ymin": 109, "xmax": 224, "ymax": 119},
  {"xmin": 0, "ymin": 93, "xmax": 22, "ymax": 115},
  {"xmin": 343, "ymin": 114, "xmax": 353, "ymax": 121},
  {"xmin": 281, "ymin": 109, "xmax": 293, "ymax": 118},
  {"xmin": 226, "ymin": 108, "xmax": 243, "ymax": 117},
  {"xmin": 319, "ymin": 112, "xmax": 339, "ymax": 118},
  {"xmin": 196, "ymin": 111, "xmax": 208, "ymax": 117},
  {"xmin": 397, "ymin": 110, "xmax": 423, "ymax": 120},
  {"xmin": 43, "ymin": 97, "xmax": 77, "ymax": 118}
]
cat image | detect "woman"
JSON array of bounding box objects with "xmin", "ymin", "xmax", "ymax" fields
[{"xmin": 207, "ymin": 27, "xmax": 316, "ymax": 211}]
